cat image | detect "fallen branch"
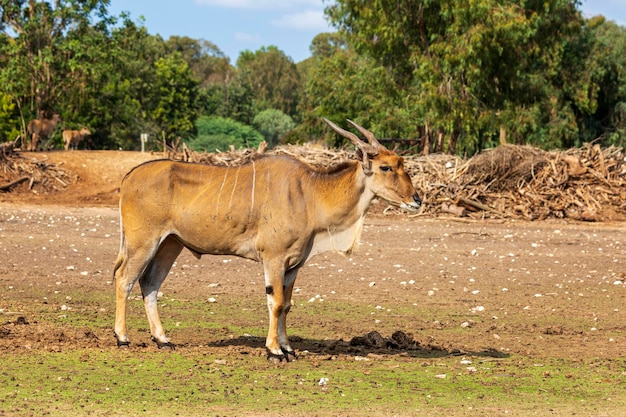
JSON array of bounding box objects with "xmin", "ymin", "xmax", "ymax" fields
[
  {"xmin": 0, "ymin": 176, "xmax": 29, "ymax": 192},
  {"xmin": 455, "ymin": 197, "xmax": 502, "ymax": 215}
]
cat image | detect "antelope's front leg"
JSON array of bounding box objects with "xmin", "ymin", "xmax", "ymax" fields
[
  {"xmin": 263, "ymin": 262, "xmax": 288, "ymax": 362},
  {"xmin": 276, "ymin": 269, "xmax": 299, "ymax": 361}
]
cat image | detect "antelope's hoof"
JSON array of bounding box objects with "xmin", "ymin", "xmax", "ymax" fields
[
  {"xmin": 266, "ymin": 348, "xmax": 297, "ymax": 363},
  {"xmin": 153, "ymin": 338, "xmax": 175, "ymax": 350},
  {"xmin": 283, "ymin": 350, "xmax": 297, "ymax": 362},
  {"xmin": 114, "ymin": 333, "xmax": 130, "ymax": 348},
  {"xmin": 266, "ymin": 349, "xmax": 288, "ymax": 364}
]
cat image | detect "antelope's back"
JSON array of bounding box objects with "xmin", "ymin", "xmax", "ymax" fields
[{"xmin": 119, "ymin": 157, "xmax": 315, "ymax": 252}]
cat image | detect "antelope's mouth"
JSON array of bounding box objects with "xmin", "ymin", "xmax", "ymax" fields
[
  {"xmin": 399, "ymin": 201, "xmax": 421, "ymax": 213},
  {"xmin": 398, "ymin": 193, "xmax": 422, "ymax": 213}
]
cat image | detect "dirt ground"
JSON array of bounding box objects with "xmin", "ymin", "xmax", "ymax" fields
[{"xmin": 0, "ymin": 151, "xmax": 625, "ymax": 362}]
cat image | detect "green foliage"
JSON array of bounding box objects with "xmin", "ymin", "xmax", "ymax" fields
[
  {"xmin": 89, "ymin": 18, "xmax": 166, "ymax": 150},
  {"xmin": 189, "ymin": 115, "xmax": 263, "ymax": 151},
  {"xmin": 199, "ymin": 76, "xmax": 256, "ymax": 125},
  {"xmin": 252, "ymin": 109, "xmax": 295, "ymax": 147},
  {"xmin": 151, "ymin": 52, "xmax": 199, "ymax": 143},
  {"xmin": 326, "ymin": 0, "xmax": 624, "ymax": 153},
  {"xmin": 300, "ymin": 40, "xmax": 409, "ymax": 147},
  {"xmin": 236, "ymin": 46, "xmax": 301, "ymax": 119},
  {"xmin": 164, "ymin": 36, "xmax": 233, "ymax": 88},
  {"xmin": 0, "ymin": 92, "xmax": 20, "ymax": 141},
  {"xmin": 0, "ymin": 0, "xmax": 624, "ymax": 152}
]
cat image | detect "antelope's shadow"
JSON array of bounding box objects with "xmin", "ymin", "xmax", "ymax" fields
[{"xmin": 204, "ymin": 330, "xmax": 509, "ymax": 360}]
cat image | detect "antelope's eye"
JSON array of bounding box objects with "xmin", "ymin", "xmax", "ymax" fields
[{"xmin": 380, "ymin": 165, "xmax": 392, "ymax": 172}]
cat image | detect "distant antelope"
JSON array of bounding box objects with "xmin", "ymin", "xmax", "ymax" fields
[
  {"xmin": 26, "ymin": 114, "xmax": 61, "ymax": 151},
  {"xmin": 113, "ymin": 118, "xmax": 422, "ymax": 361},
  {"xmin": 63, "ymin": 127, "xmax": 91, "ymax": 151}
]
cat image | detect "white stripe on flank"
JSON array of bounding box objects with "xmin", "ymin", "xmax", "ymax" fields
[
  {"xmin": 250, "ymin": 161, "xmax": 256, "ymax": 216},
  {"xmin": 216, "ymin": 170, "xmax": 228, "ymax": 217},
  {"xmin": 228, "ymin": 166, "xmax": 240, "ymax": 210}
]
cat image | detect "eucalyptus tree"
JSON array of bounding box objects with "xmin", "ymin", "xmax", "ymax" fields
[
  {"xmin": 326, "ymin": 0, "xmax": 586, "ymax": 153},
  {"xmin": 300, "ymin": 36, "xmax": 405, "ymax": 147},
  {"xmin": 165, "ymin": 36, "xmax": 233, "ymax": 87}
]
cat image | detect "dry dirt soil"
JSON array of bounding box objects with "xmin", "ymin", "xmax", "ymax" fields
[{"xmin": 0, "ymin": 151, "xmax": 625, "ymax": 362}]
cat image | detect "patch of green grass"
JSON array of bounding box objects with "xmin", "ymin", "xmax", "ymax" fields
[{"xmin": 1, "ymin": 350, "xmax": 625, "ymax": 416}]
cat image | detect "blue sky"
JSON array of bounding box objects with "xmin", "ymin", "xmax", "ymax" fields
[{"xmin": 107, "ymin": 0, "xmax": 626, "ymax": 65}]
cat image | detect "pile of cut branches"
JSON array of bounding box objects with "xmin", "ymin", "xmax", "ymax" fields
[{"xmin": 0, "ymin": 151, "xmax": 73, "ymax": 194}]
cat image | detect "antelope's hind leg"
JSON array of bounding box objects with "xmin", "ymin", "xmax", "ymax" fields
[
  {"xmin": 139, "ymin": 236, "xmax": 184, "ymax": 349},
  {"xmin": 114, "ymin": 241, "xmax": 156, "ymax": 347}
]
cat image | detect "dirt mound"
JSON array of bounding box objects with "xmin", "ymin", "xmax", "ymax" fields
[{"xmin": 0, "ymin": 150, "xmax": 160, "ymax": 205}]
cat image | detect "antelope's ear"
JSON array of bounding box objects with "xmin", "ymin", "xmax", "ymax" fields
[{"xmin": 323, "ymin": 118, "xmax": 377, "ymax": 174}]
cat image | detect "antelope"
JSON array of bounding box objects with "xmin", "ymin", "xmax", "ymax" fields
[
  {"xmin": 113, "ymin": 118, "xmax": 422, "ymax": 362},
  {"xmin": 63, "ymin": 127, "xmax": 91, "ymax": 151},
  {"xmin": 26, "ymin": 114, "xmax": 61, "ymax": 151}
]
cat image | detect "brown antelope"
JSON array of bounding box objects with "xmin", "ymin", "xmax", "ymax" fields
[
  {"xmin": 26, "ymin": 114, "xmax": 61, "ymax": 151},
  {"xmin": 113, "ymin": 118, "xmax": 421, "ymax": 361},
  {"xmin": 63, "ymin": 127, "xmax": 91, "ymax": 151}
]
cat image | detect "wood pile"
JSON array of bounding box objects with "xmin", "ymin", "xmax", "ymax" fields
[{"xmin": 0, "ymin": 151, "xmax": 74, "ymax": 194}]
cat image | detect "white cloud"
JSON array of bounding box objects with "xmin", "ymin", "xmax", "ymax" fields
[
  {"xmin": 195, "ymin": 0, "xmax": 322, "ymax": 10},
  {"xmin": 234, "ymin": 31, "xmax": 262, "ymax": 43},
  {"xmin": 271, "ymin": 9, "xmax": 329, "ymax": 31}
]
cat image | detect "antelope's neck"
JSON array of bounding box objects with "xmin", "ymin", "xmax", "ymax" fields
[
  {"xmin": 312, "ymin": 162, "xmax": 374, "ymax": 228},
  {"xmin": 302, "ymin": 162, "xmax": 373, "ymax": 258}
]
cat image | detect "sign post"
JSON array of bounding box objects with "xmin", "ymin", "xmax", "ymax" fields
[{"xmin": 140, "ymin": 133, "xmax": 148, "ymax": 153}]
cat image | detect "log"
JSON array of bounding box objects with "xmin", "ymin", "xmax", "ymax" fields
[
  {"xmin": 0, "ymin": 176, "xmax": 29, "ymax": 192},
  {"xmin": 455, "ymin": 197, "xmax": 503, "ymax": 215}
]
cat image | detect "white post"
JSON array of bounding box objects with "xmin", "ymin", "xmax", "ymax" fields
[{"xmin": 140, "ymin": 133, "xmax": 148, "ymax": 152}]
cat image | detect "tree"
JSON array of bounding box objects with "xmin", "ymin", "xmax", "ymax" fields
[
  {"xmin": 0, "ymin": 92, "xmax": 20, "ymax": 141},
  {"xmin": 198, "ymin": 73, "xmax": 256, "ymax": 125},
  {"xmin": 568, "ymin": 17, "xmax": 626, "ymax": 147},
  {"xmin": 189, "ymin": 116, "xmax": 263, "ymax": 152},
  {"xmin": 252, "ymin": 109, "xmax": 295, "ymax": 147},
  {"xmin": 236, "ymin": 46, "xmax": 302, "ymax": 119},
  {"xmin": 83, "ymin": 16, "xmax": 165, "ymax": 149},
  {"xmin": 326, "ymin": 0, "xmax": 588, "ymax": 153},
  {"xmin": 150, "ymin": 52, "xmax": 199, "ymax": 144},
  {"xmin": 299, "ymin": 37, "xmax": 409, "ymax": 147},
  {"xmin": 0, "ymin": 0, "xmax": 113, "ymax": 128},
  {"xmin": 164, "ymin": 36, "xmax": 233, "ymax": 87}
]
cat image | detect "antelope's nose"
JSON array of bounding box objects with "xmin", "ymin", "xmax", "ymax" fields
[{"xmin": 412, "ymin": 193, "xmax": 422, "ymax": 208}]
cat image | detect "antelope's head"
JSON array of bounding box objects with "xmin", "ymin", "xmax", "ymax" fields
[{"xmin": 323, "ymin": 118, "xmax": 422, "ymax": 213}]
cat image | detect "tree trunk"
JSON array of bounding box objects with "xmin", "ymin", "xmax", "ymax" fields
[
  {"xmin": 420, "ymin": 121, "xmax": 430, "ymax": 156},
  {"xmin": 447, "ymin": 129, "xmax": 458, "ymax": 155},
  {"xmin": 499, "ymin": 124, "xmax": 507, "ymax": 145},
  {"xmin": 434, "ymin": 127, "xmax": 445, "ymax": 153}
]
